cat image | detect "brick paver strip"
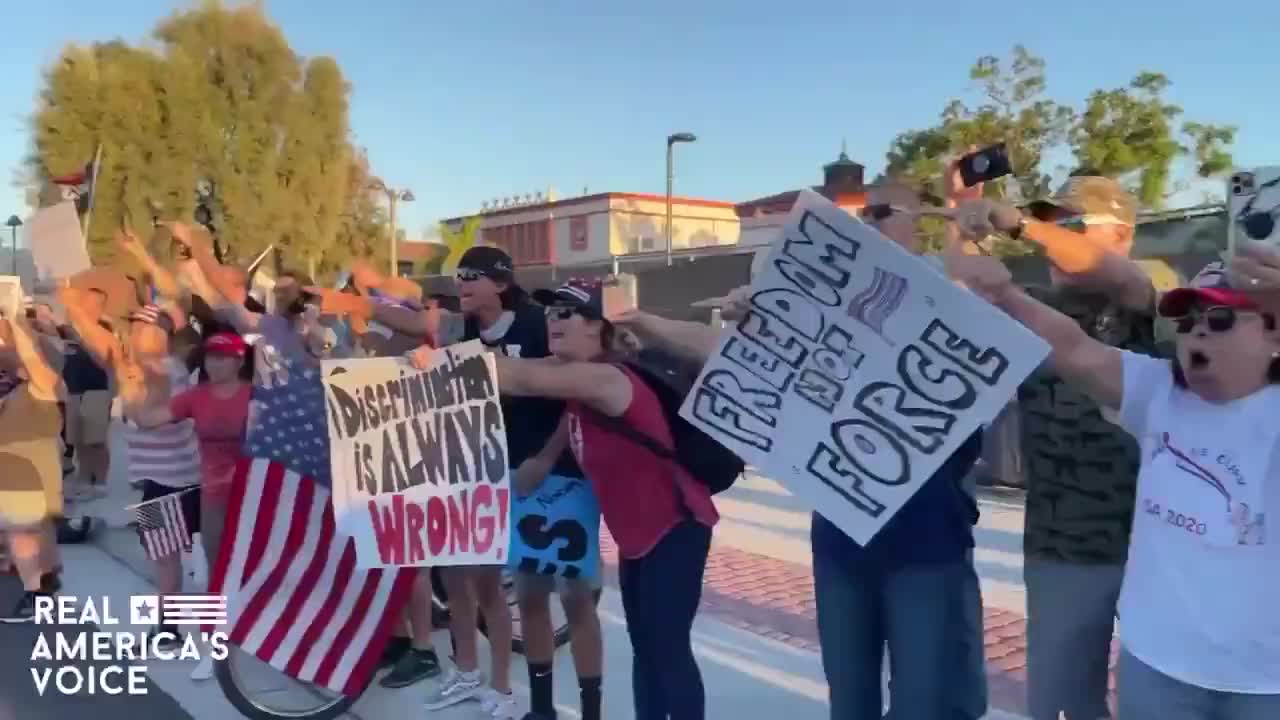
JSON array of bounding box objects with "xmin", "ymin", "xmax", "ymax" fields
[{"xmin": 599, "ymin": 530, "xmax": 1118, "ymax": 716}]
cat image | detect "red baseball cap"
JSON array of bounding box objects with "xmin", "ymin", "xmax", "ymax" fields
[
  {"xmin": 204, "ymin": 331, "xmax": 248, "ymax": 358},
  {"xmin": 1158, "ymin": 261, "xmax": 1259, "ymax": 318}
]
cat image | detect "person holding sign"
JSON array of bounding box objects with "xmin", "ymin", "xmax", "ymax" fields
[
  {"xmin": 951, "ymin": 173, "xmax": 1163, "ymax": 720},
  {"xmin": 475, "ymin": 278, "xmax": 719, "ymax": 720},
  {"xmin": 945, "ymin": 241, "xmax": 1280, "ymax": 718},
  {"xmin": 409, "ymin": 248, "xmax": 604, "ymax": 720}
]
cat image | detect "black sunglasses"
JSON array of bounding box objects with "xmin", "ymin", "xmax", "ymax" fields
[
  {"xmin": 545, "ymin": 306, "xmax": 579, "ymax": 320},
  {"xmin": 861, "ymin": 204, "xmax": 903, "ymax": 221},
  {"xmin": 1174, "ymin": 306, "xmax": 1245, "ymax": 334}
]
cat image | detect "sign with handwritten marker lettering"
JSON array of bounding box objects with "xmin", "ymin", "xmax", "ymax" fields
[
  {"xmin": 509, "ymin": 474, "xmax": 601, "ymax": 581},
  {"xmin": 321, "ymin": 340, "xmax": 511, "ymax": 568},
  {"xmin": 679, "ymin": 190, "xmax": 1049, "ymax": 545}
]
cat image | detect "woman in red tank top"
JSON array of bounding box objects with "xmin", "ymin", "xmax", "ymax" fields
[{"xmin": 417, "ymin": 279, "xmax": 718, "ymax": 720}]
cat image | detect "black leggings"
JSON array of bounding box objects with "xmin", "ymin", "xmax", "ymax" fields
[{"xmin": 618, "ymin": 521, "xmax": 712, "ymax": 720}]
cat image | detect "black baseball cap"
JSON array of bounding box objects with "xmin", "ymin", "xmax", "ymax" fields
[
  {"xmin": 532, "ymin": 279, "xmax": 604, "ymax": 320},
  {"xmin": 457, "ymin": 246, "xmax": 515, "ymax": 283}
]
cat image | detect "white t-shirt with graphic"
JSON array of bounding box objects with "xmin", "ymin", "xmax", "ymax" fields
[{"xmin": 1117, "ymin": 351, "xmax": 1280, "ymax": 693}]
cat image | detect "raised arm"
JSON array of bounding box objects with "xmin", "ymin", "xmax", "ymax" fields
[
  {"xmin": 3, "ymin": 315, "xmax": 62, "ymax": 401},
  {"xmin": 612, "ymin": 310, "xmax": 719, "ymax": 364},
  {"xmin": 116, "ymin": 227, "xmax": 183, "ymax": 302},
  {"xmin": 946, "ymin": 254, "xmax": 1124, "ymax": 409},
  {"xmin": 405, "ymin": 343, "xmax": 633, "ymax": 416},
  {"xmin": 169, "ymin": 222, "xmax": 261, "ymax": 333},
  {"xmin": 513, "ymin": 414, "xmax": 569, "ymax": 495},
  {"xmin": 57, "ymin": 285, "xmax": 121, "ymax": 374},
  {"xmin": 958, "ymin": 199, "xmax": 1154, "ymax": 312}
]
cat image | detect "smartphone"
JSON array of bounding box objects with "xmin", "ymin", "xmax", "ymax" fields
[
  {"xmin": 958, "ymin": 143, "xmax": 1013, "ymax": 188},
  {"xmin": 1227, "ymin": 166, "xmax": 1280, "ymax": 255},
  {"xmin": 602, "ymin": 273, "xmax": 637, "ymax": 318}
]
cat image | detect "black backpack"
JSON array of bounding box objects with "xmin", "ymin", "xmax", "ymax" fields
[{"xmin": 586, "ymin": 348, "xmax": 744, "ymax": 494}]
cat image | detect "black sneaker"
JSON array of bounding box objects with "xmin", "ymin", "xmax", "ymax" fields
[
  {"xmin": 521, "ymin": 713, "xmax": 557, "ymax": 720},
  {"xmin": 378, "ymin": 647, "xmax": 441, "ymax": 688},
  {"xmin": 378, "ymin": 637, "xmax": 410, "ymax": 669},
  {"xmin": 1, "ymin": 591, "xmax": 45, "ymax": 623},
  {"xmin": 155, "ymin": 623, "xmax": 182, "ymax": 650}
]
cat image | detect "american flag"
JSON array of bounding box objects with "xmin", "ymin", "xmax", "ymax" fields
[
  {"xmin": 245, "ymin": 364, "xmax": 332, "ymax": 487},
  {"xmin": 848, "ymin": 267, "xmax": 909, "ymax": 339},
  {"xmin": 127, "ymin": 490, "xmax": 195, "ymax": 561},
  {"xmin": 209, "ymin": 459, "xmax": 414, "ymax": 695}
]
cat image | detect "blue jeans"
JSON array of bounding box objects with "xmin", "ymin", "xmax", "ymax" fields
[{"xmin": 813, "ymin": 550, "xmax": 988, "ymax": 719}]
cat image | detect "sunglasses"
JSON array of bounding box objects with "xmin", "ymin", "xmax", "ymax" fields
[
  {"xmin": 861, "ymin": 204, "xmax": 909, "ymax": 221},
  {"xmin": 1173, "ymin": 305, "xmax": 1247, "ymax": 334},
  {"xmin": 545, "ymin": 306, "xmax": 583, "ymax": 321}
]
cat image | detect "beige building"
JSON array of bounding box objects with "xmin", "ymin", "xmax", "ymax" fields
[{"xmin": 440, "ymin": 191, "xmax": 740, "ymax": 268}]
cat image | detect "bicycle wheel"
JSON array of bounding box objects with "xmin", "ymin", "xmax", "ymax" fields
[
  {"xmin": 431, "ymin": 567, "xmax": 602, "ymax": 654},
  {"xmin": 215, "ymin": 644, "xmax": 363, "ymax": 720}
]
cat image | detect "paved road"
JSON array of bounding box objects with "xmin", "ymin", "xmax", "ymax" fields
[{"xmin": 2, "ymin": 472, "xmax": 1038, "ymax": 719}]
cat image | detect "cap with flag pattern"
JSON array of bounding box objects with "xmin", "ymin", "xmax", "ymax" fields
[
  {"xmin": 532, "ymin": 278, "xmax": 604, "ymax": 320},
  {"xmin": 1157, "ymin": 261, "xmax": 1259, "ymax": 318}
]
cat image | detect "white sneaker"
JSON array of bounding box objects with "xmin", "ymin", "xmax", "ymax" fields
[
  {"xmin": 480, "ymin": 688, "xmax": 519, "ymax": 719},
  {"xmin": 190, "ymin": 655, "xmax": 214, "ymax": 681},
  {"xmin": 423, "ymin": 669, "xmax": 483, "ymax": 710}
]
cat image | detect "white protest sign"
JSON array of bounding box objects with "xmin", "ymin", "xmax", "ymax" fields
[
  {"xmin": 26, "ymin": 202, "xmax": 91, "ymax": 282},
  {"xmin": 679, "ymin": 190, "xmax": 1049, "ymax": 545},
  {"xmin": 321, "ymin": 340, "xmax": 511, "ymax": 569}
]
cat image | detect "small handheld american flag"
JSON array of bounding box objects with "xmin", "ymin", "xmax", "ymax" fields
[{"xmin": 127, "ymin": 489, "xmax": 196, "ymax": 561}]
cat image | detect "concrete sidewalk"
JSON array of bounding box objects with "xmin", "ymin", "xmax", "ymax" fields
[{"xmin": 42, "ymin": 528, "xmax": 828, "ymax": 719}]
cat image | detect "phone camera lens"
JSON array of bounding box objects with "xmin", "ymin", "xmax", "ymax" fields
[{"xmin": 1243, "ymin": 212, "xmax": 1275, "ymax": 241}]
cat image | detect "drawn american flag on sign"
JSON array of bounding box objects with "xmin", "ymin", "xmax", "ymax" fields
[
  {"xmin": 209, "ymin": 459, "xmax": 414, "ymax": 695},
  {"xmin": 847, "ymin": 267, "xmax": 909, "ymax": 340},
  {"xmin": 127, "ymin": 490, "xmax": 194, "ymax": 561},
  {"xmin": 245, "ymin": 365, "xmax": 332, "ymax": 487}
]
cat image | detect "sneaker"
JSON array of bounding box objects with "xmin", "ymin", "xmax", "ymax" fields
[
  {"xmin": 423, "ymin": 669, "xmax": 484, "ymax": 710},
  {"xmin": 378, "ymin": 637, "xmax": 410, "ymax": 669},
  {"xmin": 520, "ymin": 714, "xmax": 556, "ymax": 720},
  {"xmin": 190, "ymin": 655, "xmax": 214, "ymax": 681},
  {"xmin": 0, "ymin": 591, "xmax": 45, "ymax": 623},
  {"xmin": 378, "ymin": 647, "xmax": 441, "ymax": 688},
  {"xmin": 480, "ymin": 689, "xmax": 519, "ymax": 719}
]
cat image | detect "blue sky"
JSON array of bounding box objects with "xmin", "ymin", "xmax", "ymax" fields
[{"xmin": 3, "ymin": 1, "xmax": 1276, "ymax": 239}]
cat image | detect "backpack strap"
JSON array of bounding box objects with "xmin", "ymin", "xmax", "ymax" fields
[
  {"xmin": 578, "ymin": 366, "xmax": 694, "ymax": 517},
  {"xmin": 578, "ymin": 403, "xmax": 676, "ymax": 462}
]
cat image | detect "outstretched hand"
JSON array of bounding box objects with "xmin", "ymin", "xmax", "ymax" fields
[
  {"xmin": 1228, "ymin": 240, "xmax": 1280, "ymax": 296},
  {"xmin": 302, "ymin": 287, "xmax": 370, "ymax": 318},
  {"xmin": 166, "ymin": 219, "xmax": 203, "ymax": 249},
  {"xmin": 944, "ymin": 253, "xmax": 1015, "ymax": 306},
  {"xmin": 114, "ymin": 227, "xmax": 144, "ymax": 256}
]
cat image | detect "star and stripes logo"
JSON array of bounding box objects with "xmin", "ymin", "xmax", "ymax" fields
[{"xmin": 129, "ymin": 595, "xmax": 227, "ymax": 625}]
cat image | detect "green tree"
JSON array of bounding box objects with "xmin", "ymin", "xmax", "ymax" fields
[
  {"xmin": 1071, "ymin": 72, "xmax": 1236, "ymax": 208},
  {"xmin": 886, "ymin": 45, "xmax": 1075, "ymax": 205},
  {"xmin": 884, "ymin": 46, "xmax": 1236, "ymax": 253},
  {"xmin": 29, "ymin": 1, "xmax": 380, "ymax": 267}
]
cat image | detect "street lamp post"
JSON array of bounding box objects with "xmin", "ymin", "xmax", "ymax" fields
[
  {"xmin": 665, "ymin": 132, "xmax": 697, "ymax": 267},
  {"xmin": 5, "ymin": 215, "xmax": 22, "ymax": 275},
  {"xmin": 369, "ymin": 180, "xmax": 415, "ymax": 277}
]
